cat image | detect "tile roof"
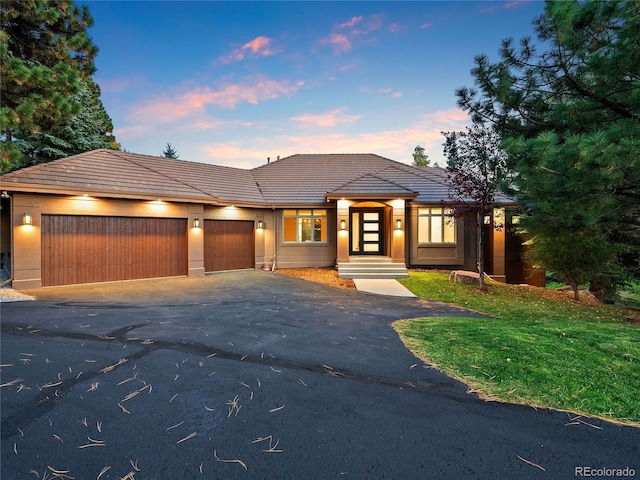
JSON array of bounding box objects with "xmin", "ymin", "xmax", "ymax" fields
[
  {"xmin": 251, "ymin": 153, "xmax": 434, "ymax": 204},
  {"xmin": 0, "ymin": 150, "xmax": 513, "ymax": 206},
  {"xmin": 328, "ymin": 173, "xmax": 417, "ymax": 197},
  {"xmin": 0, "ymin": 149, "xmax": 212, "ymax": 201}
]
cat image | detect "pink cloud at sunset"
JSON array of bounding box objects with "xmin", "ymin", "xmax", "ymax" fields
[
  {"xmin": 321, "ymin": 33, "xmax": 351, "ymax": 55},
  {"xmin": 338, "ymin": 16, "xmax": 363, "ymax": 29},
  {"xmin": 219, "ymin": 36, "xmax": 279, "ymax": 63},
  {"xmin": 129, "ymin": 78, "xmax": 304, "ymax": 123},
  {"xmin": 290, "ymin": 108, "xmax": 362, "ymax": 128},
  {"xmin": 202, "ymin": 108, "xmax": 470, "ymax": 168}
]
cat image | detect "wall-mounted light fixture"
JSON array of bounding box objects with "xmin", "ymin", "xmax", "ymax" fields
[
  {"xmin": 483, "ymin": 214, "xmax": 491, "ymax": 225},
  {"xmin": 257, "ymin": 220, "xmax": 264, "ymax": 230},
  {"xmin": 193, "ymin": 218, "xmax": 200, "ymax": 229},
  {"xmin": 340, "ymin": 219, "xmax": 346, "ymax": 231},
  {"xmin": 23, "ymin": 213, "xmax": 32, "ymax": 226},
  {"xmin": 396, "ymin": 219, "xmax": 402, "ymax": 231}
]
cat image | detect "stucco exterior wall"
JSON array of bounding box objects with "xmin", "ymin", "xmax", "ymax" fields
[
  {"xmin": 273, "ymin": 208, "xmax": 338, "ymax": 268},
  {"xmin": 409, "ymin": 204, "xmax": 463, "ymax": 267},
  {"xmin": 10, "ymin": 195, "xmax": 279, "ymax": 289}
]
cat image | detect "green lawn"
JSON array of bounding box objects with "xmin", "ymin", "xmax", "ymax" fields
[{"xmin": 395, "ymin": 272, "xmax": 640, "ymax": 425}]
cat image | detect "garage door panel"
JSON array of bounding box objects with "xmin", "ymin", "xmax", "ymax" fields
[
  {"xmin": 42, "ymin": 215, "xmax": 187, "ymax": 286},
  {"xmin": 204, "ymin": 220, "xmax": 254, "ymax": 272}
]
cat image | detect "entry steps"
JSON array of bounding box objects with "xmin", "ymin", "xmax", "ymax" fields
[{"xmin": 337, "ymin": 256, "xmax": 409, "ymax": 279}]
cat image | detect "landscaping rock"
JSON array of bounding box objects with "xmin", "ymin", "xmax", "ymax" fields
[
  {"xmin": 556, "ymin": 286, "xmax": 601, "ymax": 304},
  {"xmin": 449, "ymin": 270, "xmax": 480, "ymax": 285}
]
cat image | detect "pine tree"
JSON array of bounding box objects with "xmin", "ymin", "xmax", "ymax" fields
[
  {"xmin": 161, "ymin": 143, "xmax": 180, "ymax": 159},
  {"xmin": 456, "ymin": 0, "xmax": 640, "ymax": 296},
  {"xmin": 16, "ymin": 79, "xmax": 120, "ymax": 165},
  {"xmin": 0, "ymin": 0, "xmax": 116, "ymax": 172}
]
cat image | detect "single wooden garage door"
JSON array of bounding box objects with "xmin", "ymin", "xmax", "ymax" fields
[
  {"xmin": 42, "ymin": 215, "xmax": 187, "ymax": 286},
  {"xmin": 204, "ymin": 220, "xmax": 254, "ymax": 272}
]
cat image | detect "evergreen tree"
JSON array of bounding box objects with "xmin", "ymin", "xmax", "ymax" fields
[
  {"xmin": 412, "ymin": 145, "xmax": 430, "ymax": 167},
  {"xmin": 443, "ymin": 124, "xmax": 510, "ymax": 291},
  {"xmin": 161, "ymin": 143, "xmax": 180, "ymax": 159},
  {"xmin": 456, "ymin": 0, "xmax": 640, "ymax": 296},
  {"xmin": 15, "ymin": 79, "xmax": 120, "ymax": 165},
  {"xmin": 0, "ymin": 0, "xmax": 116, "ymax": 172}
]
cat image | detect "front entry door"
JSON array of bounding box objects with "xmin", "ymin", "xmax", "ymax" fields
[{"xmin": 350, "ymin": 208, "xmax": 384, "ymax": 255}]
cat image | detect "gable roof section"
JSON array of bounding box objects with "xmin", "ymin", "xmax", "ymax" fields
[
  {"xmin": 251, "ymin": 153, "xmax": 424, "ymax": 204},
  {"xmin": 327, "ymin": 172, "xmax": 417, "ymax": 199},
  {"xmin": 121, "ymin": 152, "xmax": 264, "ymax": 205},
  {"xmin": 0, "ymin": 149, "xmax": 216, "ymax": 202}
]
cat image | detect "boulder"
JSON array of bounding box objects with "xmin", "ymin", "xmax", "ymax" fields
[{"xmin": 449, "ymin": 270, "xmax": 480, "ymax": 285}]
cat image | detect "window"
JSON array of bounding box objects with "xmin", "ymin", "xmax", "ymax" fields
[
  {"xmin": 283, "ymin": 209, "xmax": 327, "ymax": 243},
  {"xmin": 418, "ymin": 207, "xmax": 456, "ymax": 244}
]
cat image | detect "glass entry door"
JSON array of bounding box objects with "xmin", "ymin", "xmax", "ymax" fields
[{"xmin": 350, "ymin": 208, "xmax": 384, "ymax": 255}]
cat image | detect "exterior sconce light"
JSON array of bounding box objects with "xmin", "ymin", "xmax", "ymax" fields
[
  {"xmin": 483, "ymin": 214, "xmax": 491, "ymax": 225},
  {"xmin": 23, "ymin": 213, "xmax": 32, "ymax": 225},
  {"xmin": 257, "ymin": 220, "xmax": 264, "ymax": 230},
  {"xmin": 193, "ymin": 218, "xmax": 200, "ymax": 229},
  {"xmin": 340, "ymin": 219, "xmax": 346, "ymax": 231},
  {"xmin": 396, "ymin": 219, "xmax": 402, "ymax": 231}
]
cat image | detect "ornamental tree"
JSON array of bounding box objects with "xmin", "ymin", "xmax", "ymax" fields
[{"xmin": 443, "ymin": 124, "xmax": 510, "ymax": 291}]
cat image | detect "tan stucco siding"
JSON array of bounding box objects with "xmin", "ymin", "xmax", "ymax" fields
[
  {"xmin": 408, "ymin": 204, "xmax": 473, "ymax": 269},
  {"xmin": 10, "ymin": 194, "xmax": 206, "ymax": 289},
  {"xmin": 273, "ymin": 208, "xmax": 337, "ymax": 268}
]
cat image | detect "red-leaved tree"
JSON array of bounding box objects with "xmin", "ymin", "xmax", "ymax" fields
[{"xmin": 442, "ymin": 124, "xmax": 510, "ymax": 291}]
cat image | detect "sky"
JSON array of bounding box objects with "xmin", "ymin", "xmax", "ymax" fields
[{"xmin": 83, "ymin": 0, "xmax": 546, "ymax": 169}]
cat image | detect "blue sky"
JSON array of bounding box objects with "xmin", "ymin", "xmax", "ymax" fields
[{"xmin": 84, "ymin": 1, "xmax": 545, "ymax": 168}]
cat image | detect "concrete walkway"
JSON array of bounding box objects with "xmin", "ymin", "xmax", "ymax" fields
[{"xmin": 353, "ymin": 278, "xmax": 416, "ymax": 297}]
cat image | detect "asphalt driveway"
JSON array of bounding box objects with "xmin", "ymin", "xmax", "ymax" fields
[{"xmin": 1, "ymin": 271, "xmax": 638, "ymax": 479}]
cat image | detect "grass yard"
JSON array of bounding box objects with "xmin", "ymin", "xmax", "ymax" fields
[{"xmin": 395, "ymin": 272, "xmax": 640, "ymax": 425}]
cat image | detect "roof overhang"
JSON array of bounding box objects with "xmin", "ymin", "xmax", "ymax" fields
[
  {"xmin": 325, "ymin": 192, "xmax": 418, "ymax": 201},
  {"xmin": 2, "ymin": 183, "xmax": 221, "ymax": 205}
]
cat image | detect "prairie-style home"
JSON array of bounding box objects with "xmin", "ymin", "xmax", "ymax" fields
[{"xmin": 0, "ymin": 149, "xmax": 537, "ymax": 289}]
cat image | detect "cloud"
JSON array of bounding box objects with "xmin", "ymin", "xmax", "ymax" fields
[
  {"xmin": 378, "ymin": 88, "xmax": 403, "ymax": 98},
  {"xmin": 420, "ymin": 22, "xmax": 433, "ymax": 29},
  {"xmin": 202, "ymin": 107, "xmax": 470, "ymax": 168},
  {"xmin": 219, "ymin": 36, "xmax": 279, "ymax": 63},
  {"xmin": 320, "ymin": 33, "xmax": 352, "ymax": 55},
  {"xmin": 129, "ymin": 78, "xmax": 303, "ymax": 124},
  {"xmin": 388, "ymin": 23, "xmax": 400, "ymax": 33},
  {"xmin": 480, "ymin": 1, "xmax": 526, "ymax": 14},
  {"xmin": 290, "ymin": 108, "xmax": 362, "ymax": 128},
  {"xmin": 321, "ymin": 14, "xmax": 385, "ymax": 55},
  {"xmin": 338, "ymin": 16, "xmax": 363, "ymax": 29}
]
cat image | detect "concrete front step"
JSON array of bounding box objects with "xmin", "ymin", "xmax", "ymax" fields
[
  {"xmin": 338, "ymin": 258, "xmax": 409, "ymax": 279},
  {"xmin": 340, "ymin": 271, "xmax": 410, "ymax": 279}
]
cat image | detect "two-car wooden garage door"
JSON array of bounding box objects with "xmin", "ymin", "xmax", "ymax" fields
[{"xmin": 41, "ymin": 215, "xmax": 254, "ymax": 286}]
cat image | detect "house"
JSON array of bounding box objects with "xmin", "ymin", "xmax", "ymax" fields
[{"xmin": 0, "ymin": 149, "xmax": 539, "ymax": 289}]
